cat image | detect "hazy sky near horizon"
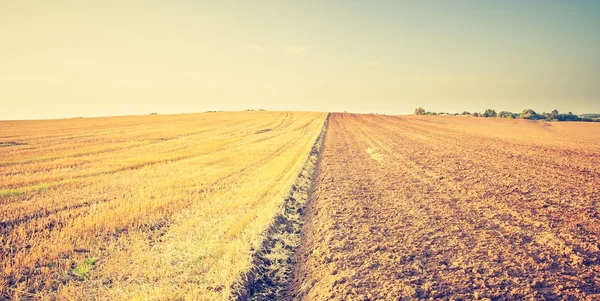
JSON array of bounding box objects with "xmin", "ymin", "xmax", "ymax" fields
[{"xmin": 1, "ymin": 0, "xmax": 599, "ymax": 120}]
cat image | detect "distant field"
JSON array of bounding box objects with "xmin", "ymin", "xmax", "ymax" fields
[
  {"xmin": 0, "ymin": 111, "xmax": 326, "ymax": 300},
  {"xmin": 289, "ymin": 114, "xmax": 600, "ymax": 300}
]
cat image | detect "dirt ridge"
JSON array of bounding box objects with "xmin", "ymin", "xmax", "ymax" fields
[{"xmin": 232, "ymin": 113, "xmax": 329, "ymax": 300}]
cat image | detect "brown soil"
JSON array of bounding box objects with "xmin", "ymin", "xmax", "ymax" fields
[{"xmin": 287, "ymin": 113, "xmax": 600, "ymax": 300}]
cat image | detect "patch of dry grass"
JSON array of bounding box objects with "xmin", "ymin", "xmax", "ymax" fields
[{"xmin": 0, "ymin": 111, "xmax": 326, "ymax": 300}]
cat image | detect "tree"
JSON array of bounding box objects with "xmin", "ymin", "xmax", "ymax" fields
[
  {"xmin": 520, "ymin": 109, "xmax": 540, "ymax": 120},
  {"xmin": 414, "ymin": 107, "xmax": 425, "ymax": 115},
  {"xmin": 461, "ymin": 111, "xmax": 470, "ymax": 115},
  {"xmin": 498, "ymin": 111, "xmax": 516, "ymax": 118},
  {"xmin": 482, "ymin": 109, "xmax": 497, "ymax": 118},
  {"xmin": 546, "ymin": 109, "xmax": 560, "ymax": 120},
  {"xmin": 553, "ymin": 114, "xmax": 580, "ymax": 121}
]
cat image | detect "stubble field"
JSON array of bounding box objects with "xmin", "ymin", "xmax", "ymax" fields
[
  {"xmin": 0, "ymin": 111, "xmax": 326, "ymax": 300},
  {"xmin": 289, "ymin": 113, "xmax": 600, "ymax": 300}
]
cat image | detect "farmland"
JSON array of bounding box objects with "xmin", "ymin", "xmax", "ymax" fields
[
  {"xmin": 0, "ymin": 111, "xmax": 327, "ymax": 300},
  {"xmin": 3, "ymin": 111, "xmax": 600, "ymax": 300},
  {"xmin": 289, "ymin": 113, "xmax": 600, "ymax": 300}
]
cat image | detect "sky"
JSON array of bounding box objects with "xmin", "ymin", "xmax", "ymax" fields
[{"xmin": 1, "ymin": 0, "xmax": 599, "ymax": 120}]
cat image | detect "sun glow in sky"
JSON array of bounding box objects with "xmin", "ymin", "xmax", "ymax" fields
[{"xmin": 1, "ymin": 1, "xmax": 599, "ymax": 120}]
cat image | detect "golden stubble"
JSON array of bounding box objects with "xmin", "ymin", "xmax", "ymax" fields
[{"xmin": 0, "ymin": 111, "xmax": 326, "ymax": 300}]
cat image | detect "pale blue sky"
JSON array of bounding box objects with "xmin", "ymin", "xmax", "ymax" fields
[{"xmin": 1, "ymin": 0, "xmax": 599, "ymax": 119}]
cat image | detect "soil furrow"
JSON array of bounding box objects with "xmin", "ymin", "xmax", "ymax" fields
[{"xmin": 234, "ymin": 114, "xmax": 329, "ymax": 300}]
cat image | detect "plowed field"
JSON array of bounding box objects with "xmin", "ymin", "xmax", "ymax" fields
[{"xmin": 289, "ymin": 113, "xmax": 600, "ymax": 300}]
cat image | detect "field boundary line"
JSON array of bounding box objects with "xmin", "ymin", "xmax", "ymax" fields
[{"xmin": 232, "ymin": 113, "xmax": 330, "ymax": 301}]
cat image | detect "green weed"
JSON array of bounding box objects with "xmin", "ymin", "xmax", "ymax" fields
[{"xmin": 72, "ymin": 257, "xmax": 97, "ymax": 280}]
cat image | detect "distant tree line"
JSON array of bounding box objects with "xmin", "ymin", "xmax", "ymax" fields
[
  {"xmin": 413, "ymin": 107, "xmax": 600, "ymax": 122},
  {"xmin": 413, "ymin": 107, "xmax": 439, "ymax": 115}
]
